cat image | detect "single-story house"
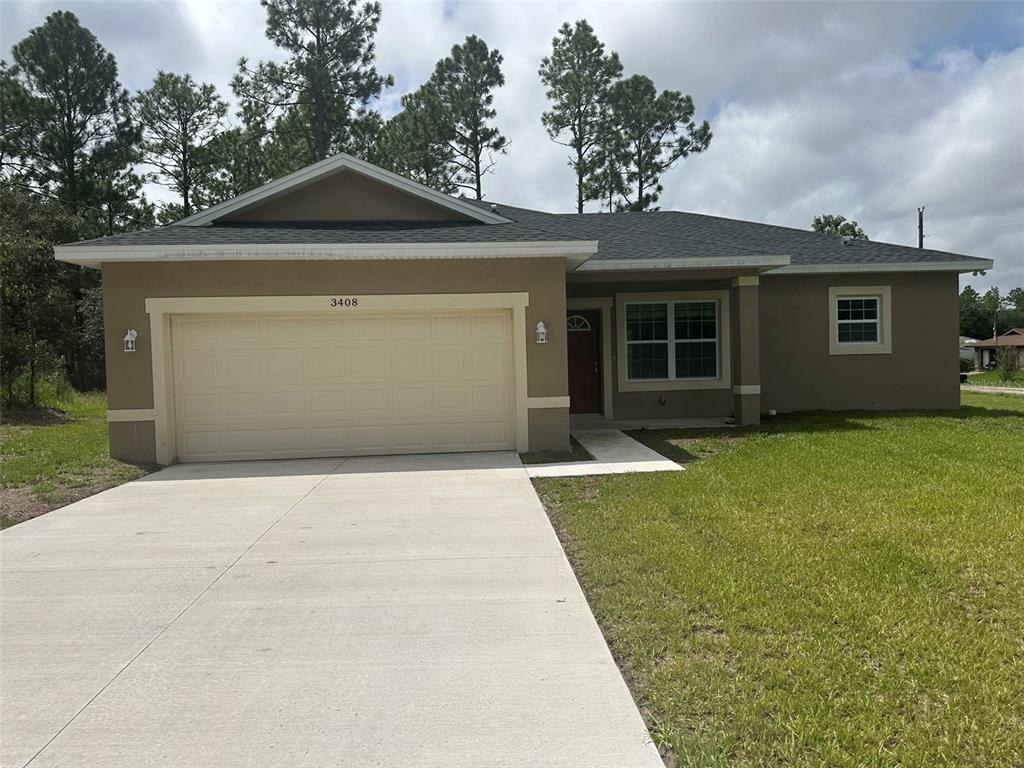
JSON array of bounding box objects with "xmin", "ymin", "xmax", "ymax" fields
[
  {"xmin": 971, "ymin": 328, "xmax": 1024, "ymax": 370},
  {"xmin": 54, "ymin": 153, "xmax": 993, "ymax": 465}
]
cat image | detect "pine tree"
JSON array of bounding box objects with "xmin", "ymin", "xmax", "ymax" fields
[
  {"xmin": 596, "ymin": 74, "xmax": 711, "ymax": 211},
  {"xmin": 539, "ymin": 20, "xmax": 622, "ymax": 212},
  {"xmin": 232, "ymin": 0, "xmax": 392, "ymax": 168},
  {"xmin": 135, "ymin": 72, "xmax": 227, "ymax": 218},
  {"xmin": 428, "ymin": 35, "xmax": 507, "ymax": 199}
]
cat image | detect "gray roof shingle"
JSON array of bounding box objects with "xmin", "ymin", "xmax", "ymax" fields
[{"xmin": 62, "ymin": 198, "xmax": 990, "ymax": 269}]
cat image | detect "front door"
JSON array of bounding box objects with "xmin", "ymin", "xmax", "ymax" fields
[{"xmin": 567, "ymin": 310, "xmax": 601, "ymax": 414}]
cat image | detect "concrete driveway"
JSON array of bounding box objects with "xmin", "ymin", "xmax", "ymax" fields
[{"xmin": 0, "ymin": 452, "xmax": 662, "ymax": 768}]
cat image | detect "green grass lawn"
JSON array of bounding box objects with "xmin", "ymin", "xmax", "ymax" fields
[
  {"xmin": 536, "ymin": 392, "xmax": 1023, "ymax": 767},
  {"xmin": 964, "ymin": 369, "xmax": 1024, "ymax": 388},
  {"xmin": 1, "ymin": 391, "xmax": 149, "ymax": 528}
]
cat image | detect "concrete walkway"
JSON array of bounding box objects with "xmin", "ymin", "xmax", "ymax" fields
[
  {"xmin": 0, "ymin": 453, "xmax": 662, "ymax": 768},
  {"xmin": 961, "ymin": 385, "xmax": 1024, "ymax": 395},
  {"xmin": 527, "ymin": 429, "xmax": 682, "ymax": 478}
]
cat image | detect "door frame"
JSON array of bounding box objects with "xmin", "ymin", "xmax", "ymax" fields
[
  {"xmin": 566, "ymin": 298, "xmax": 614, "ymax": 419},
  {"xmin": 145, "ymin": 293, "xmax": 530, "ymax": 464}
]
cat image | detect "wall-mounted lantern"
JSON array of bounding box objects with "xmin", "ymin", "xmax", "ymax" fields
[
  {"xmin": 535, "ymin": 321, "xmax": 548, "ymax": 344},
  {"xmin": 123, "ymin": 329, "xmax": 138, "ymax": 353}
]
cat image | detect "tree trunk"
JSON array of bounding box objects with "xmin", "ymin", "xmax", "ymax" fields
[
  {"xmin": 474, "ymin": 146, "xmax": 482, "ymax": 200},
  {"xmin": 576, "ymin": 147, "xmax": 584, "ymax": 213},
  {"xmin": 29, "ymin": 356, "xmax": 36, "ymax": 407}
]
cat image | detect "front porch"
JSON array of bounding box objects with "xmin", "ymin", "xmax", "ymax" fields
[{"xmin": 562, "ymin": 269, "xmax": 764, "ymax": 429}]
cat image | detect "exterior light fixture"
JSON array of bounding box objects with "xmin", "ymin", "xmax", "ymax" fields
[
  {"xmin": 535, "ymin": 321, "xmax": 548, "ymax": 344},
  {"xmin": 123, "ymin": 329, "xmax": 138, "ymax": 353}
]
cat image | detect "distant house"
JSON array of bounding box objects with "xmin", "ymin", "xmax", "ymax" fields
[
  {"xmin": 959, "ymin": 336, "xmax": 979, "ymax": 363},
  {"xmin": 971, "ymin": 328, "xmax": 1024, "ymax": 370}
]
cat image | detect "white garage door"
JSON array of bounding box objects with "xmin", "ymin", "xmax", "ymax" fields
[{"xmin": 170, "ymin": 309, "xmax": 516, "ymax": 462}]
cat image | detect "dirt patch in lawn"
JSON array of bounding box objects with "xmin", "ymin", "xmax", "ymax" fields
[
  {"xmin": 0, "ymin": 467, "xmax": 151, "ymax": 529},
  {"xmin": 1, "ymin": 406, "xmax": 71, "ymax": 426}
]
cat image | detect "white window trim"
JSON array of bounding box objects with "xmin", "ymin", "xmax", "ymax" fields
[
  {"xmin": 615, "ymin": 291, "xmax": 731, "ymax": 392},
  {"xmin": 828, "ymin": 285, "xmax": 892, "ymax": 355}
]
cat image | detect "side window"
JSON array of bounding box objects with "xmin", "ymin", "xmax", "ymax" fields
[{"xmin": 829, "ymin": 287, "xmax": 892, "ymax": 355}]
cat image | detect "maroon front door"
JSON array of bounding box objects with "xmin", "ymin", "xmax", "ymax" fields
[{"xmin": 567, "ymin": 310, "xmax": 602, "ymax": 414}]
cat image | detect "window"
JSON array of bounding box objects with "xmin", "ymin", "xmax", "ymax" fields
[
  {"xmin": 566, "ymin": 314, "xmax": 592, "ymax": 332},
  {"xmin": 828, "ymin": 286, "xmax": 892, "ymax": 355},
  {"xmin": 626, "ymin": 300, "xmax": 719, "ymax": 380},
  {"xmin": 836, "ymin": 297, "xmax": 880, "ymax": 344}
]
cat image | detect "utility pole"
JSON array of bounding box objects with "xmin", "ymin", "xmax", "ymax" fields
[{"xmin": 917, "ymin": 206, "xmax": 925, "ymax": 248}]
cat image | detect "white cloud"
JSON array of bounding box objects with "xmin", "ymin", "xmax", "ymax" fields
[{"xmin": 1, "ymin": 0, "xmax": 1021, "ymax": 290}]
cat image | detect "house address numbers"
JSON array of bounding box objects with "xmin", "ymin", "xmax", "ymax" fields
[{"xmin": 329, "ymin": 297, "xmax": 359, "ymax": 307}]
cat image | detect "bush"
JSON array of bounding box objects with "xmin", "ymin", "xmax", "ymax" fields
[
  {"xmin": 2, "ymin": 368, "xmax": 73, "ymax": 409},
  {"xmin": 960, "ymin": 358, "xmax": 973, "ymax": 372},
  {"xmin": 995, "ymin": 346, "xmax": 1021, "ymax": 382}
]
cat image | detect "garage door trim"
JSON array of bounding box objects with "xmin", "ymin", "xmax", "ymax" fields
[{"xmin": 145, "ymin": 293, "xmax": 530, "ymax": 464}]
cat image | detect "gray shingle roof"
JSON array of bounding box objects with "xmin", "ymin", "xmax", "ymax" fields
[{"xmin": 62, "ymin": 198, "xmax": 990, "ymax": 269}]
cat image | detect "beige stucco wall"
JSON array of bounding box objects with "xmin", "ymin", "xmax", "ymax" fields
[
  {"xmin": 566, "ymin": 269, "xmax": 960, "ymax": 420},
  {"xmin": 760, "ymin": 272, "xmax": 960, "ymax": 412},
  {"xmin": 108, "ymin": 421, "xmax": 156, "ymax": 464},
  {"xmin": 223, "ymin": 170, "xmax": 473, "ymax": 223},
  {"xmin": 101, "ymin": 258, "xmax": 568, "ymax": 460},
  {"xmin": 528, "ymin": 408, "xmax": 570, "ymax": 452}
]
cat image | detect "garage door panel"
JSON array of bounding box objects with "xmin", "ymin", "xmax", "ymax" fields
[
  {"xmin": 471, "ymin": 313, "xmax": 507, "ymax": 338},
  {"xmin": 219, "ymin": 317, "xmax": 260, "ymax": 346},
  {"xmin": 308, "ymin": 426, "xmax": 349, "ymax": 451},
  {"xmin": 303, "ymin": 316, "xmax": 345, "ymax": 342},
  {"xmin": 348, "ymin": 316, "xmax": 387, "ymax": 341},
  {"xmin": 305, "ymin": 352, "xmax": 347, "ymax": 382},
  {"xmin": 259, "ymin": 316, "xmax": 303, "ymax": 344},
  {"xmin": 223, "ymin": 353, "xmax": 260, "ymax": 383},
  {"xmin": 394, "ymin": 422, "xmax": 433, "ymax": 450},
  {"xmin": 349, "ymin": 348, "xmax": 390, "ymax": 377},
  {"xmin": 262, "ymin": 390, "xmax": 305, "ymax": 418},
  {"xmin": 434, "ymin": 422, "xmax": 471, "ymax": 447},
  {"xmin": 171, "ymin": 309, "xmax": 516, "ymax": 461},
  {"xmin": 431, "ymin": 348, "xmax": 468, "ymax": 376},
  {"xmin": 389, "ymin": 315, "xmax": 428, "ymax": 340},
  {"xmin": 173, "ymin": 318, "xmax": 218, "ymax": 349},
  {"xmin": 226, "ymin": 392, "xmax": 262, "ymax": 418},
  {"xmin": 262, "ymin": 349, "xmax": 304, "ymax": 380},
  {"xmin": 177, "ymin": 352, "xmax": 220, "ymax": 384},
  {"xmin": 392, "ymin": 348, "xmax": 431, "ymax": 378},
  {"xmin": 351, "ymin": 388, "xmax": 389, "ymax": 416},
  {"xmin": 180, "ymin": 393, "xmax": 221, "ymax": 420},
  {"xmin": 472, "ymin": 384, "xmax": 510, "ymax": 411},
  {"xmin": 392, "ymin": 387, "xmax": 430, "ymax": 413},
  {"xmin": 431, "ymin": 314, "xmax": 469, "ymax": 339},
  {"xmin": 351, "ymin": 424, "xmax": 394, "ymax": 451},
  {"xmin": 475, "ymin": 420, "xmax": 512, "ymax": 446},
  {"xmin": 433, "ymin": 386, "xmax": 468, "ymax": 411},
  {"xmin": 308, "ymin": 389, "xmax": 350, "ymax": 416}
]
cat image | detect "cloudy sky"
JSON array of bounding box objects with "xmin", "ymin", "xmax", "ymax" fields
[{"xmin": 3, "ymin": 0, "xmax": 1022, "ymax": 291}]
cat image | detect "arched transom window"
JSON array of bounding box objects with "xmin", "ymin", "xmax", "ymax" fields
[{"xmin": 566, "ymin": 314, "xmax": 592, "ymax": 332}]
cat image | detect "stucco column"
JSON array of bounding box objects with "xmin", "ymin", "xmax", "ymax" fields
[{"xmin": 730, "ymin": 276, "xmax": 761, "ymax": 426}]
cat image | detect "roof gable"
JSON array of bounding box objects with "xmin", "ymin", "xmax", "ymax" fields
[{"xmin": 175, "ymin": 153, "xmax": 511, "ymax": 227}]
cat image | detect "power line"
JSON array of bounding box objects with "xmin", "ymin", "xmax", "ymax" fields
[
  {"xmin": 871, "ymin": 211, "xmax": 914, "ymax": 239},
  {"xmin": 926, "ymin": 219, "xmax": 1024, "ymax": 239}
]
